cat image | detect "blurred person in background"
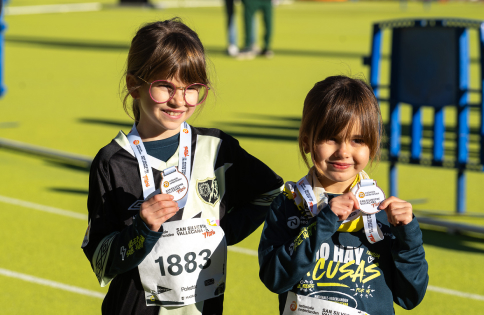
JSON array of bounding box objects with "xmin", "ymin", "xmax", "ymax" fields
[
  {"xmin": 238, "ymin": 0, "xmax": 274, "ymax": 59},
  {"xmin": 224, "ymin": 0, "xmax": 258, "ymax": 57}
]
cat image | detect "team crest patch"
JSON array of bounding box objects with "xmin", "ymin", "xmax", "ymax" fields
[{"xmin": 196, "ymin": 177, "xmax": 220, "ymax": 206}]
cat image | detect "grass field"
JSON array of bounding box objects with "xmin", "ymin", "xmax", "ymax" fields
[{"xmin": 1, "ymin": 0, "xmax": 484, "ymax": 314}]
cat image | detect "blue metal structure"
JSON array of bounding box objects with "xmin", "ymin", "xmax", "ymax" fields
[
  {"xmin": 365, "ymin": 18, "xmax": 484, "ymax": 213},
  {"xmin": 0, "ymin": 0, "xmax": 6, "ymax": 97}
]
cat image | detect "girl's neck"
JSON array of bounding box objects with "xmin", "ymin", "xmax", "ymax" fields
[{"xmin": 136, "ymin": 121, "xmax": 180, "ymax": 142}]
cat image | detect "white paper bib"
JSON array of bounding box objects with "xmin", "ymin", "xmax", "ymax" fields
[
  {"xmin": 138, "ymin": 218, "xmax": 227, "ymax": 307},
  {"xmin": 283, "ymin": 291, "xmax": 369, "ymax": 315}
]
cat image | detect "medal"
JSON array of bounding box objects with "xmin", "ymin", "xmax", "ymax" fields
[
  {"xmin": 355, "ymin": 181, "xmax": 385, "ymax": 215},
  {"xmin": 161, "ymin": 166, "xmax": 189, "ymax": 202}
]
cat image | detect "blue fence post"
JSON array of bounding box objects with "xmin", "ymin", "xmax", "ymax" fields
[
  {"xmin": 433, "ymin": 107, "xmax": 445, "ymax": 165},
  {"xmin": 389, "ymin": 102, "xmax": 400, "ymax": 197},
  {"xmin": 456, "ymin": 28, "xmax": 470, "ymax": 213},
  {"xmin": 369, "ymin": 23, "xmax": 382, "ymax": 97},
  {"xmin": 479, "ymin": 23, "xmax": 484, "ymax": 169},
  {"xmin": 388, "ymin": 26, "xmax": 402, "ymax": 198},
  {"xmin": 411, "ymin": 106, "xmax": 423, "ymax": 163},
  {"xmin": 0, "ymin": 0, "xmax": 6, "ymax": 97}
]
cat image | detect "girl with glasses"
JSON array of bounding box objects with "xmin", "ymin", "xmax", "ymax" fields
[
  {"xmin": 258, "ymin": 76, "xmax": 428, "ymax": 315},
  {"xmin": 82, "ymin": 18, "xmax": 283, "ymax": 315}
]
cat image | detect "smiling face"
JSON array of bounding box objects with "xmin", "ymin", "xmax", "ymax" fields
[
  {"xmin": 298, "ymin": 76, "xmax": 382, "ymax": 192},
  {"xmin": 308, "ymin": 124, "xmax": 370, "ymax": 193},
  {"xmin": 129, "ymin": 74, "xmax": 197, "ymax": 141}
]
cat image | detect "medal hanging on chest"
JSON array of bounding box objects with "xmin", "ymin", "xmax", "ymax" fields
[
  {"xmin": 161, "ymin": 166, "xmax": 189, "ymax": 201},
  {"xmin": 352, "ymin": 179, "xmax": 385, "ymax": 244},
  {"xmin": 355, "ymin": 180, "xmax": 385, "ymax": 215}
]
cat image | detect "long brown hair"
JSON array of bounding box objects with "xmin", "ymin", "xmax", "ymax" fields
[
  {"xmin": 122, "ymin": 18, "xmax": 210, "ymax": 122},
  {"xmin": 299, "ymin": 75, "xmax": 382, "ymax": 169}
]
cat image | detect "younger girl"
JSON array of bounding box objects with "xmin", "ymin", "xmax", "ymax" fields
[
  {"xmin": 82, "ymin": 19, "xmax": 283, "ymax": 315},
  {"xmin": 258, "ymin": 76, "xmax": 428, "ymax": 315}
]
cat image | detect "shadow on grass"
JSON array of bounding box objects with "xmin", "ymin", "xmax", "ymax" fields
[
  {"xmin": 421, "ymin": 227, "xmax": 484, "ymax": 255},
  {"xmin": 49, "ymin": 187, "xmax": 88, "ymax": 195},
  {"xmin": 204, "ymin": 46, "xmax": 367, "ymax": 59},
  {"xmin": 5, "ymin": 35, "xmax": 367, "ymax": 59},
  {"xmin": 79, "ymin": 117, "xmax": 133, "ymax": 128},
  {"xmin": 44, "ymin": 160, "xmax": 90, "ymax": 172},
  {"xmin": 215, "ymin": 114, "xmax": 482, "ymax": 159},
  {"xmin": 6, "ymin": 35, "xmax": 130, "ymax": 51}
]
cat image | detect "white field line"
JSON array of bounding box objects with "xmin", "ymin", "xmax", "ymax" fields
[
  {"xmin": 0, "ymin": 195, "xmax": 87, "ymax": 220},
  {"xmin": 428, "ymin": 285, "xmax": 484, "ymax": 301},
  {"xmin": 4, "ymin": 1, "xmax": 295, "ymax": 16},
  {"xmin": 5, "ymin": 3, "xmax": 102, "ymax": 15},
  {"xmin": 153, "ymin": 0, "xmax": 293, "ymax": 9},
  {"xmin": 0, "ymin": 268, "xmax": 105, "ymax": 299},
  {"xmin": 228, "ymin": 246, "xmax": 257, "ymax": 256},
  {"xmin": 3, "ymin": 195, "xmax": 484, "ymax": 302}
]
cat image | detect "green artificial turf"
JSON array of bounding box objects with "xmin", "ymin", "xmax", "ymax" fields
[{"xmin": 1, "ymin": 1, "xmax": 484, "ymax": 314}]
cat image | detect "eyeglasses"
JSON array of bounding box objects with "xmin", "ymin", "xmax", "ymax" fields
[{"xmin": 138, "ymin": 77, "xmax": 210, "ymax": 106}]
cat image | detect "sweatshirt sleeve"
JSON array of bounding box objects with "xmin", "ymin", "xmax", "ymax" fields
[
  {"xmin": 258, "ymin": 193, "xmax": 340, "ymax": 294},
  {"xmin": 82, "ymin": 152, "xmax": 162, "ymax": 286},
  {"xmin": 389, "ymin": 217, "xmax": 429, "ymax": 309},
  {"xmin": 218, "ymin": 131, "xmax": 284, "ymax": 245}
]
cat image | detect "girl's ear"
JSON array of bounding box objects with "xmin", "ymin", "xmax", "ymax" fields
[
  {"xmin": 302, "ymin": 136, "xmax": 311, "ymax": 154},
  {"xmin": 126, "ymin": 75, "xmax": 140, "ymax": 99}
]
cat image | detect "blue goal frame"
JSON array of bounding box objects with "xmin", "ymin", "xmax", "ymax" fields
[{"xmin": 365, "ymin": 18, "xmax": 484, "ymax": 213}]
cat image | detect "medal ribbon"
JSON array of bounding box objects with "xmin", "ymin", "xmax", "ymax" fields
[
  {"xmin": 295, "ymin": 176, "xmax": 318, "ymax": 216},
  {"xmin": 352, "ymin": 180, "xmax": 384, "ymax": 244},
  {"xmin": 127, "ymin": 122, "xmax": 192, "ymax": 208}
]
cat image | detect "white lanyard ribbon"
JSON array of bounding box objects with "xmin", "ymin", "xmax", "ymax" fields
[
  {"xmin": 295, "ymin": 176, "xmax": 319, "ymax": 216},
  {"xmin": 351, "ymin": 180, "xmax": 384, "ymax": 244},
  {"xmin": 127, "ymin": 122, "xmax": 192, "ymax": 209}
]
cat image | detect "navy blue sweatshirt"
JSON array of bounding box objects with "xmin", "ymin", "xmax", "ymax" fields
[{"xmin": 258, "ymin": 191, "xmax": 429, "ymax": 315}]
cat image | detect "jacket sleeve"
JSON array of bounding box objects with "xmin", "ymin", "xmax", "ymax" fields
[
  {"xmin": 219, "ymin": 132, "xmax": 284, "ymax": 245},
  {"xmin": 389, "ymin": 217, "xmax": 429, "ymax": 309},
  {"xmin": 82, "ymin": 153, "xmax": 162, "ymax": 286},
  {"xmin": 223, "ymin": 203, "xmax": 272, "ymax": 246},
  {"xmin": 258, "ymin": 193, "xmax": 340, "ymax": 294}
]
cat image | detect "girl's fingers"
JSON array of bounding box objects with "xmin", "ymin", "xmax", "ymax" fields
[
  {"xmin": 381, "ymin": 198, "xmax": 413, "ymax": 226},
  {"xmin": 346, "ymin": 192, "xmax": 360, "ymax": 210},
  {"xmin": 379, "ymin": 196, "xmax": 405, "ymax": 210},
  {"xmin": 329, "ymin": 193, "xmax": 359, "ymax": 220},
  {"xmin": 142, "ymin": 194, "xmax": 175, "ymax": 208}
]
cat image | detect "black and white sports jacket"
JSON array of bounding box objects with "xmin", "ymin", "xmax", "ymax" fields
[{"xmin": 82, "ymin": 126, "xmax": 283, "ymax": 315}]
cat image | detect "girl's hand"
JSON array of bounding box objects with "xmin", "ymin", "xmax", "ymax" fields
[
  {"xmin": 379, "ymin": 196, "xmax": 413, "ymax": 226},
  {"xmin": 140, "ymin": 194, "xmax": 179, "ymax": 232},
  {"xmin": 328, "ymin": 192, "xmax": 360, "ymax": 221}
]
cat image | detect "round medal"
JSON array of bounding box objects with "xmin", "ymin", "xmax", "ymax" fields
[
  {"xmin": 355, "ymin": 183, "xmax": 386, "ymax": 215},
  {"xmin": 161, "ymin": 167, "xmax": 189, "ymax": 202}
]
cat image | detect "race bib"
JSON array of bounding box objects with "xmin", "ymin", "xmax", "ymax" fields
[
  {"xmin": 283, "ymin": 291, "xmax": 369, "ymax": 315},
  {"xmin": 138, "ymin": 218, "xmax": 227, "ymax": 307}
]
